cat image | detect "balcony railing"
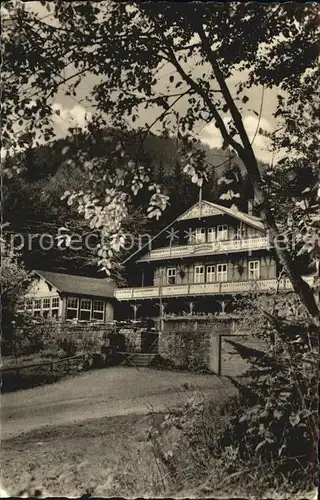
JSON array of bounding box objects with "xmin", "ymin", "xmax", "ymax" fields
[
  {"xmin": 115, "ymin": 275, "xmax": 314, "ymax": 300},
  {"xmin": 137, "ymin": 236, "xmax": 269, "ymax": 262}
]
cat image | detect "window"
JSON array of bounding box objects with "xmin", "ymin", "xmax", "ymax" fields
[
  {"xmin": 79, "ymin": 299, "xmax": 92, "ymax": 321},
  {"xmin": 249, "ymin": 260, "xmax": 260, "ymax": 280},
  {"xmin": 167, "ymin": 268, "xmax": 176, "ymax": 285},
  {"xmin": 43, "ymin": 298, "xmax": 50, "ymax": 309},
  {"xmin": 34, "ymin": 299, "xmax": 41, "ymax": 309},
  {"xmin": 33, "ymin": 299, "xmax": 41, "ymax": 316},
  {"xmin": 206, "ymin": 265, "xmax": 215, "ymax": 282},
  {"xmin": 217, "ymin": 264, "xmax": 228, "ymax": 282},
  {"xmin": 52, "ymin": 297, "xmax": 60, "ymax": 308},
  {"xmin": 92, "ymin": 300, "xmax": 105, "ymax": 321},
  {"xmin": 52, "ymin": 309, "xmax": 59, "ymax": 319},
  {"xmin": 217, "ymin": 225, "xmax": 228, "ymax": 241},
  {"xmin": 195, "ymin": 227, "xmax": 206, "ymax": 243},
  {"xmin": 207, "ymin": 228, "xmax": 216, "ymax": 242},
  {"xmin": 51, "ymin": 297, "xmax": 60, "ymax": 319},
  {"xmin": 26, "ymin": 299, "xmax": 33, "ymax": 310},
  {"xmin": 194, "ymin": 265, "xmax": 205, "ymax": 283},
  {"xmin": 42, "ymin": 298, "xmax": 51, "ymax": 318},
  {"xmin": 66, "ymin": 296, "xmax": 79, "ymax": 320}
]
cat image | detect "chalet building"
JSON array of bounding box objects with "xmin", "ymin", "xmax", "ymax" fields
[
  {"xmin": 18, "ymin": 270, "xmax": 115, "ymax": 322},
  {"xmin": 115, "ymin": 199, "xmax": 314, "ymax": 325},
  {"xmin": 15, "ymin": 204, "xmax": 316, "ymax": 374}
]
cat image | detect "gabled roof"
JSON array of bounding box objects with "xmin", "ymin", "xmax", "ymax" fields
[
  {"xmin": 177, "ymin": 200, "xmax": 264, "ymax": 230},
  {"xmin": 34, "ymin": 270, "xmax": 115, "ymax": 299},
  {"xmin": 123, "ymin": 199, "xmax": 265, "ymax": 264}
]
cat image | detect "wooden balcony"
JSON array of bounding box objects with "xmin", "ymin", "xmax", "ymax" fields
[
  {"xmin": 137, "ymin": 236, "xmax": 269, "ymax": 262},
  {"xmin": 115, "ymin": 275, "xmax": 314, "ymax": 300}
]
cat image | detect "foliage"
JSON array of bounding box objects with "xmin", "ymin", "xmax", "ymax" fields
[
  {"xmin": 0, "ymin": 241, "xmax": 31, "ymax": 351},
  {"xmin": 3, "ymin": 126, "xmax": 253, "ymax": 276},
  {"xmin": 262, "ymin": 80, "xmax": 320, "ymax": 276},
  {"xmin": 57, "ymin": 336, "xmax": 77, "ymax": 357},
  {"xmin": 1, "ymin": 313, "xmax": 53, "ymax": 358},
  {"xmin": 144, "ymin": 292, "xmax": 318, "ymax": 495},
  {"xmin": 2, "ymin": 1, "xmax": 319, "ymax": 321},
  {"xmin": 218, "ymin": 293, "xmax": 319, "ymax": 490},
  {"xmin": 2, "ymin": 133, "xmax": 149, "ymax": 277},
  {"xmin": 1, "ymin": 4, "xmax": 319, "ymax": 492}
]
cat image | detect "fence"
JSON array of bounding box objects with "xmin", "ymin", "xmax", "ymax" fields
[{"xmin": 0, "ymin": 353, "xmax": 88, "ymax": 376}]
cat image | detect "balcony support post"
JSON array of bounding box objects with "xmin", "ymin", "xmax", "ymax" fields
[
  {"xmin": 130, "ymin": 303, "xmax": 140, "ymax": 321},
  {"xmin": 159, "ymin": 300, "xmax": 168, "ymax": 332},
  {"xmin": 188, "ymin": 301, "xmax": 195, "ymax": 316},
  {"xmin": 160, "ymin": 301, "xmax": 168, "ymax": 316},
  {"xmin": 218, "ymin": 300, "xmax": 228, "ymax": 315}
]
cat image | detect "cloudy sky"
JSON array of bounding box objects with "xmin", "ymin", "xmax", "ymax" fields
[{"xmin": 25, "ymin": 1, "xmax": 279, "ymax": 165}]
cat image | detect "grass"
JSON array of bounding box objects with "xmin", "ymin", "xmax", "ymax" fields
[
  {"xmin": 1, "ymin": 363, "xmax": 315, "ymax": 498},
  {"xmin": 0, "ymin": 413, "xmax": 169, "ymax": 497},
  {"xmin": 1, "ymin": 390, "xmax": 316, "ymax": 498}
]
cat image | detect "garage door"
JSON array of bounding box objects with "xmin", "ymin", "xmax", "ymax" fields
[{"xmin": 220, "ymin": 335, "xmax": 266, "ymax": 377}]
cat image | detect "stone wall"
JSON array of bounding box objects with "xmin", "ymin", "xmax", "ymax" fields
[
  {"xmin": 158, "ymin": 318, "xmax": 267, "ymax": 376},
  {"xmin": 43, "ymin": 321, "xmax": 116, "ymax": 354},
  {"xmin": 44, "ymin": 322, "xmax": 144, "ymax": 354},
  {"xmin": 159, "ymin": 328, "xmax": 212, "ymax": 370},
  {"xmin": 159, "ymin": 318, "xmax": 233, "ymax": 372}
]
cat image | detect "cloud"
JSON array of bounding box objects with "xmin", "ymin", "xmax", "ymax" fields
[
  {"xmin": 199, "ymin": 114, "xmax": 273, "ymax": 164},
  {"xmin": 51, "ymin": 103, "xmax": 92, "ymax": 136},
  {"xmin": 0, "ymin": 103, "xmax": 93, "ymax": 159}
]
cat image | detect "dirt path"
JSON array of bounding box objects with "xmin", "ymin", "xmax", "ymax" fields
[{"xmin": 1, "ymin": 366, "xmax": 233, "ymax": 439}]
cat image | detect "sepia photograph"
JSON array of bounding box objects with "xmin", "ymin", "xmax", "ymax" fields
[{"xmin": 1, "ymin": 1, "xmax": 319, "ymax": 498}]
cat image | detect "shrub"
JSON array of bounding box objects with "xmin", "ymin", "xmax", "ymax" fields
[
  {"xmin": 1, "ymin": 313, "xmax": 55, "ymax": 358},
  {"xmin": 149, "ymin": 354, "xmax": 175, "ymax": 370},
  {"xmin": 0, "ymin": 248, "xmax": 31, "ymax": 347},
  {"xmin": 57, "ymin": 337, "xmax": 78, "ymax": 357},
  {"xmin": 215, "ymin": 294, "xmax": 319, "ymax": 493},
  {"xmin": 146, "ymin": 294, "xmax": 318, "ymax": 497},
  {"xmin": 147, "ymin": 390, "xmax": 236, "ymax": 491}
]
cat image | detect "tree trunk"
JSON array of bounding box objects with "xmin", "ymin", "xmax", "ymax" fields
[{"xmin": 194, "ymin": 20, "xmax": 320, "ymax": 324}]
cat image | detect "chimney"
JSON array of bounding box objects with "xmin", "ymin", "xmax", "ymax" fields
[{"xmin": 248, "ymin": 199, "xmax": 253, "ymax": 215}]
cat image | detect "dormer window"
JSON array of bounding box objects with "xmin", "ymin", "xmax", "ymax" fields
[
  {"xmin": 207, "ymin": 228, "xmax": 216, "ymax": 242},
  {"xmin": 217, "ymin": 225, "xmax": 228, "ymax": 241},
  {"xmin": 206, "ymin": 265, "xmax": 215, "ymax": 282},
  {"xmin": 189, "ymin": 227, "xmax": 206, "ymax": 244},
  {"xmin": 167, "ymin": 267, "xmax": 176, "ymax": 285}
]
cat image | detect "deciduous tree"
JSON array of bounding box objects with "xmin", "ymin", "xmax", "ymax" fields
[{"xmin": 2, "ymin": 1, "xmax": 319, "ymax": 321}]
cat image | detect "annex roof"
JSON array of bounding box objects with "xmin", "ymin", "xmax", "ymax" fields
[{"xmin": 34, "ymin": 270, "xmax": 115, "ymax": 298}]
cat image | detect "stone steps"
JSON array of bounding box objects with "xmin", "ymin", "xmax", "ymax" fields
[{"xmin": 120, "ymin": 352, "xmax": 157, "ymax": 367}]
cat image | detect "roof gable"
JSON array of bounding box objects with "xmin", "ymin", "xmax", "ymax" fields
[
  {"xmin": 34, "ymin": 270, "xmax": 115, "ymax": 299},
  {"xmin": 178, "ymin": 201, "xmax": 224, "ymax": 220},
  {"xmin": 178, "ymin": 200, "xmax": 264, "ymax": 230},
  {"xmin": 123, "ymin": 199, "xmax": 265, "ymax": 264}
]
